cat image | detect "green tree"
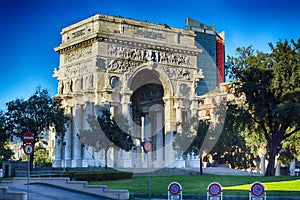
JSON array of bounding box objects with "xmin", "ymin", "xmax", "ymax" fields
[
  {"xmin": 0, "ymin": 111, "xmax": 13, "ymax": 166},
  {"xmin": 211, "ymin": 104, "xmax": 256, "ymax": 169},
  {"xmin": 185, "ymin": 120, "xmax": 209, "ymax": 175},
  {"xmin": 22, "ymin": 146, "xmax": 52, "ymax": 168},
  {"xmin": 4, "ymin": 89, "xmax": 68, "ymax": 170},
  {"xmin": 79, "ymin": 108, "xmax": 134, "ymax": 170},
  {"xmin": 226, "ymin": 39, "xmax": 300, "ymax": 176}
]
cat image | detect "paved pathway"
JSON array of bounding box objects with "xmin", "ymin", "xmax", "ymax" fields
[{"xmin": 7, "ymin": 184, "xmax": 100, "ymax": 200}]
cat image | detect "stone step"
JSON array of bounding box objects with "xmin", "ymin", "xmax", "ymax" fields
[
  {"xmin": 2, "ymin": 177, "xmax": 129, "ymax": 200},
  {"xmin": 0, "ymin": 186, "xmax": 27, "ymax": 200}
]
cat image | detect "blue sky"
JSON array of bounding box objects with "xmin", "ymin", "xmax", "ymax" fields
[{"xmin": 0, "ymin": 0, "xmax": 299, "ymax": 110}]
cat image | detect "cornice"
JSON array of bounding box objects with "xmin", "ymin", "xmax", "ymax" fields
[
  {"xmin": 103, "ymin": 37, "xmax": 202, "ymax": 56},
  {"xmin": 55, "ymin": 32, "xmax": 202, "ymax": 56}
]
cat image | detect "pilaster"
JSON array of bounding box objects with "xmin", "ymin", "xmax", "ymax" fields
[{"xmin": 72, "ymin": 104, "xmax": 83, "ymax": 167}]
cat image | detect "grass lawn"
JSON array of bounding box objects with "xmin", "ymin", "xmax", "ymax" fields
[{"xmin": 90, "ymin": 174, "xmax": 300, "ymax": 196}]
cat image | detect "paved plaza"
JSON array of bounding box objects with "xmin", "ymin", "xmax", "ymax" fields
[{"xmin": 6, "ymin": 184, "xmax": 101, "ymax": 200}]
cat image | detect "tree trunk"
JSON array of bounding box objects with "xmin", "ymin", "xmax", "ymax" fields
[
  {"xmin": 265, "ymin": 141, "xmax": 279, "ymax": 176},
  {"xmin": 199, "ymin": 156, "xmax": 203, "ymax": 175},
  {"xmin": 105, "ymin": 147, "xmax": 109, "ymax": 171}
]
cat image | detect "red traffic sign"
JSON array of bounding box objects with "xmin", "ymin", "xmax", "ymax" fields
[
  {"xmin": 250, "ymin": 182, "xmax": 265, "ymax": 196},
  {"xmin": 23, "ymin": 143, "xmax": 34, "ymax": 155},
  {"xmin": 143, "ymin": 141, "xmax": 152, "ymax": 153},
  {"xmin": 168, "ymin": 182, "xmax": 181, "ymax": 195},
  {"xmin": 208, "ymin": 182, "xmax": 222, "ymax": 196},
  {"xmin": 23, "ymin": 132, "xmax": 34, "ymax": 143}
]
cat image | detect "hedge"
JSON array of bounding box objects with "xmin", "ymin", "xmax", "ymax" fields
[{"xmin": 72, "ymin": 171, "xmax": 133, "ymax": 181}]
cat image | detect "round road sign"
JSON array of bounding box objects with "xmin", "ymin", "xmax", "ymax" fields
[
  {"xmin": 208, "ymin": 182, "xmax": 222, "ymax": 196},
  {"xmin": 251, "ymin": 182, "xmax": 265, "ymax": 196},
  {"xmin": 168, "ymin": 182, "xmax": 181, "ymax": 195},
  {"xmin": 23, "ymin": 132, "xmax": 34, "ymax": 143},
  {"xmin": 143, "ymin": 141, "xmax": 152, "ymax": 153},
  {"xmin": 23, "ymin": 143, "xmax": 34, "ymax": 155}
]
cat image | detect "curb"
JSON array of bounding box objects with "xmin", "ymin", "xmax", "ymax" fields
[{"xmin": 131, "ymin": 193, "xmax": 300, "ymax": 200}]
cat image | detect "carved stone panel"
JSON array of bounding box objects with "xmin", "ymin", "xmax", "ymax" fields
[
  {"xmin": 107, "ymin": 44, "xmax": 191, "ymax": 67},
  {"xmin": 64, "ymin": 46, "xmax": 92, "ymax": 64},
  {"xmin": 163, "ymin": 66, "xmax": 191, "ymax": 80},
  {"xmin": 106, "ymin": 59, "xmax": 142, "ymax": 72}
]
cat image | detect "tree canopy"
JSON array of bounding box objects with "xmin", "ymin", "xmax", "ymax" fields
[
  {"xmin": 0, "ymin": 112, "xmax": 14, "ymax": 164},
  {"xmin": 226, "ymin": 39, "xmax": 300, "ymax": 176},
  {"xmin": 4, "ymin": 88, "xmax": 68, "ymax": 169},
  {"xmin": 79, "ymin": 108, "xmax": 134, "ymax": 170}
]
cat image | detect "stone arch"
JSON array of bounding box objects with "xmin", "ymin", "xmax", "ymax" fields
[
  {"xmin": 128, "ymin": 63, "xmax": 174, "ymax": 97},
  {"xmin": 128, "ymin": 65, "xmax": 168, "ymax": 167}
]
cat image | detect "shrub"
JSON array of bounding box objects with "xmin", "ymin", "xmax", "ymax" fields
[{"xmin": 73, "ymin": 171, "xmax": 133, "ymax": 181}]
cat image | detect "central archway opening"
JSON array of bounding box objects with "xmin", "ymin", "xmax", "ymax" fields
[{"xmin": 130, "ymin": 69, "xmax": 165, "ymax": 167}]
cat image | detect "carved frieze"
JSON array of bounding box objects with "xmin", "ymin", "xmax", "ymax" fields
[
  {"xmin": 57, "ymin": 61, "xmax": 93, "ymax": 79},
  {"xmin": 64, "ymin": 46, "xmax": 92, "ymax": 63},
  {"xmin": 107, "ymin": 44, "xmax": 191, "ymax": 67},
  {"xmin": 106, "ymin": 59, "xmax": 142, "ymax": 72},
  {"xmin": 163, "ymin": 66, "xmax": 191, "ymax": 80}
]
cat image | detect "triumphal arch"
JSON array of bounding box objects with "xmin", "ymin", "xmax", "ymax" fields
[{"xmin": 52, "ymin": 14, "xmax": 203, "ymax": 169}]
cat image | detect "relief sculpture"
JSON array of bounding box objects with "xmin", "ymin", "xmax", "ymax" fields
[
  {"xmin": 107, "ymin": 59, "xmax": 141, "ymax": 72},
  {"xmin": 107, "ymin": 44, "xmax": 191, "ymax": 67},
  {"xmin": 163, "ymin": 66, "xmax": 191, "ymax": 80},
  {"xmin": 64, "ymin": 46, "xmax": 92, "ymax": 63}
]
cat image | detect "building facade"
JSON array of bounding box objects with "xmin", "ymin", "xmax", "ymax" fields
[
  {"xmin": 52, "ymin": 14, "xmax": 207, "ymax": 169},
  {"xmin": 186, "ymin": 17, "xmax": 225, "ymax": 95}
]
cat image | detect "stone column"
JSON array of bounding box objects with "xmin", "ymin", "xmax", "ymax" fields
[
  {"xmin": 141, "ymin": 116, "xmax": 145, "ymax": 165},
  {"xmin": 145, "ymin": 113, "xmax": 152, "ymax": 166},
  {"xmin": 64, "ymin": 107, "xmax": 72, "ymax": 167},
  {"xmin": 163, "ymin": 97, "xmax": 175, "ymax": 167},
  {"xmin": 82, "ymin": 102, "xmax": 95, "ymax": 167},
  {"xmin": 275, "ymin": 164, "xmax": 281, "ymax": 176},
  {"xmin": 155, "ymin": 110, "xmax": 164, "ymax": 168},
  {"xmin": 144, "ymin": 113, "xmax": 151, "ymax": 140},
  {"xmin": 260, "ymin": 154, "xmax": 266, "ymax": 175},
  {"xmin": 72, "ymin": 104, "xmax": 83, "ymax": 167},
  {"xmin": 53, "ymin": 137, "xmax": 62, "ymax": 167},
  {"xmin": 290, "ymin": 159, "xmax": 296, "ymax": 176},
  {"xmin": 119, "ymin": 150, "xmax": 132, "ymax": 168},
  {"xmin": 120, "ymin": 85, "xmax": 132, "ymax": 117}
]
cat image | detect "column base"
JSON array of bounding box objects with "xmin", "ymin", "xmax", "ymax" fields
[
  {"xmin": 58, "ymin": 159, "xmax": 72, "ymax": 168},
  {"xmin": 186, "ymin": 160, "xmax": 200, "ymax": 168},
  {"xmin": 153, "ymin": 160, "xmax": 165, "ymax": 168},
  {"xmin": 52, "ymin": 160, "xmax": 62, "ymax": 168},
  {"xmin": 72, "ymin": 159, "xmax": 82, "ymax": 167},
  {"xmin": 117, "ymin": 160, "xmax": 132, "ymax": 168},
  {"xmin": 82, "ymin": 159, "xmax": 98, "ymax": 167},
  {"xmin": 167, "ymin": 159, "xmax": 186, "ymax": 168}
]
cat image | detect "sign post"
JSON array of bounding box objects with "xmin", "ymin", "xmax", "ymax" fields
[
  {"xmin": 249, "ymin": 182, "xmax": 266, "ymax": 200},
  {"xmin": 207, "ymin": 182, "xmax": 223, "ymax": 200},
  {"xmin": 168, "ymin": 182, "xmax": 182, "ymax": 200},
  {"xmin": 23, "ymin": 132, "xmax": 34, "ymax": 200},
  {"xmin": 142, "ymin": 140, "xmax": 152, "ymax": 199}
]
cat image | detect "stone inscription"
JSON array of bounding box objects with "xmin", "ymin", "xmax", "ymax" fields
[
  {"xmin": 135, "ymin": 30, "xmax": 165, "ymax": 40},
  {"xmin": 72, "ymin": 29, "xmax": 85, "ymax": 38},
  {"xmin": 64, "ymin": 46, "xmax": 92, "ymax": 63},
  {"xmin": 108, "ymin": 44, "xmax": 190, "ymax": 67}
]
